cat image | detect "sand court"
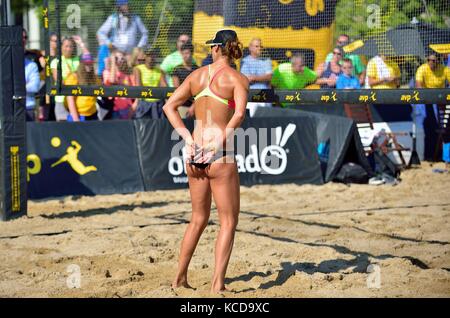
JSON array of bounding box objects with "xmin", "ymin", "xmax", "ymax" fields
[{"xmin": 0, "ymin": 162, "xmax": 449, "ymax": 297}]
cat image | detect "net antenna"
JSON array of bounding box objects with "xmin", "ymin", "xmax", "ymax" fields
[
  {"xmin": 1, "ymin": 0, "xmax": 10, "ymax": 26},
  {"xmin": 421, "ymin": 0, "xmax": 431, "ymax": 20},
  {"xmin": 151, "ymin": 0, "xmax": 170, "ymax": 48}
]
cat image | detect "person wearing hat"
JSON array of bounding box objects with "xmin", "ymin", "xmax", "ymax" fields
[
  {"xmin": 64, "ymin": 53, "xmax": 100, "ymax": 121},
  {"xmin": 97, "ymin": 0, "xmax": 148, "ymax": 55},
  {"xmin": 163, "ymin": 29, "xmax": 249, "ymax": 294}
]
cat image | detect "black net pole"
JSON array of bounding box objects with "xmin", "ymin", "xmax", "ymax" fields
[
  {"xmin": 55, "ymin": 0, "xmax": 63, "ymax": 94},
  {"xmin": 0, "ymin": 0, "xmax": 8, "ymax": 26},
  {"xmin": 43, "ymin": 0, "xmax": 51, "ymax": 95},
  {"xmin": 0, "ymin": 26, "xmax": 28, "ymax": 221}
]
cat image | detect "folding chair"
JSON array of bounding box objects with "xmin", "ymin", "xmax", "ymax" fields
[
  {"xmin": 434, "ymin": 104, "xmax": 450, "ymax": 162},
  {"xmin": 344, "ymin": 103, "xmax": 410, "ymax": 167}
]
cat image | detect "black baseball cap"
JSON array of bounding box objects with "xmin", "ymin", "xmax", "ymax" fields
[{"xmin": 205, "ymin": 29, "xmax": 237, "ymax": 46}]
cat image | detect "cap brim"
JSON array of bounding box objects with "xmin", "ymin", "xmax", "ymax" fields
[{"xmin": 205, "ymin": 39, "xmax": 222, "ymax": 46}]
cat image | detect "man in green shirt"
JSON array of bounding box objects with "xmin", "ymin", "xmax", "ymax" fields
[
  {"xmin": 325, "ymin": 34, "xmax": 366, "ymax": 85},
  {"xmin": 271, "ymin": 54, "xmax": 317, "ymax": 90},
  {"xmin": 160, "ymin": 34, "xmax": 197, "ymax": 86},
  {"xmin": 271, "ymin": 54, "xmax": 317, "ymax": 107}
]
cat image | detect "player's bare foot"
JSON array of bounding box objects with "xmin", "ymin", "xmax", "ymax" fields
[
  {"xmin": 211, "ymin": 285, "xmax": 231, "ymax": 294},
  {"xmin": 172, "ymin": 278, "xmax": 195, "ymax": 290}
]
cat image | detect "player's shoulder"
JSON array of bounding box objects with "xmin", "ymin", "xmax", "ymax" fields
[
  {"xmin": 229, "ymin": 67, "xmax": 249, "ymax": 87},
  {"xmin": 189, "ymin": 65, "xmax": 207, "ymax": 77}
]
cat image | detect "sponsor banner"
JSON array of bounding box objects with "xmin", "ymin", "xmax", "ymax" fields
[
  {"xmin": 222, "ymin": 0, "xmax": 336, "ymax": 30},
  {"xmin": 133, "ymin": 118, "xmax": 195, "ymax": 191},
  {"xmin": 238, "ymin": 118, "xmax": 323, "ymax": 186},
  {"xmin": 287, "ymin": 103, "xmax": 413, "ymax": 123},
  {"xmin": 254, "ymin": 107, "xmax": 373, "ymax": 182},
  {"xmin": 26, "ymin": 121, "xmax": 144, "ymax": 199},
  {"xmin": 193, "ymin": 0, "xmax": 335, "ymax": 69},
  {"xmin": 50, "ymin": 86, "xmax": 450, "ymax": 105},
  {"xmin": 135, "ymin": 117, "xmax": 323, "ymax": 191},
  {"xmin": 25, "ymin": 113, "xmax": 369, "ymax": 199}
]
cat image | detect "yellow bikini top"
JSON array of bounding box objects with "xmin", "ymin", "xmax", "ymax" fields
[{"xmin": 194, "ymin": 65, "xmax": 235, "ymax": 109}]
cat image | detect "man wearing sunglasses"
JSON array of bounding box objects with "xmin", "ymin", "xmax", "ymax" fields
[
  {"xmin": 416, "ymin": 54, "xmax": 450, "ymax": 89},
  {"xmin": 414, "ymin": 53, "xmax": 450, "ymax": 160}
]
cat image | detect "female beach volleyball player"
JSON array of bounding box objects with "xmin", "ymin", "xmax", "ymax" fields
[{"xmin": 163, "ymin": 30, "xmax": 249, "ymax": 293}]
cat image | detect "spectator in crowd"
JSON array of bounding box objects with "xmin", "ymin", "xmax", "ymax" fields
[
  {"xmin": 240, "ymin": 38, "xmax": 272, "ymax": 117},
  {"xmin": 103, "ymin": 49, "xmax": 136, "ymax": 119},
  {"xmin": 96, "ymin": 34, "xmax": 110, "ymax": 81},
  {"xmin": 160, "ymin": 34, "xmax": 196, "ymax": 86},
  {"xmin": 414, "ymin": 53, "xmax": 450, "ymax": 160},
  {"xmin": 316, "ymin": 46, "xmax": 343, "ymax": 88},
  {"xmin": 336, "ymin": 58, "xmax": 361, "ymax": 89},
  {"xmin": 171, "ymin": 42, "xmax": 198, "ymax": 118},
  {"xmin": 129, "ymin": 47, "xmax": 146, "ymax": 69},
  {"xmin": 36, "ymin": 32, "xmax": 59, "ymax": 121},
  {"xmin": 23, "ymin": 29, "xmax": 40, "ymax": 122},
  {"xmin": 202, "ymin": 52, "xmax": 236, "ymax": 69},
  {"xmin": 271, "ymin": 54, "xmax": 317, "ymax": 90},
  {"xmin": 97, "ymin": 0, "xmax": 148, "ymax": 55},
  {"xmin": 132, "ymin": 48, "xmax": 167, "ymax": 119},
  {"xmin": 50, "ymin": 35, "xmax": 88, "ymax": 121},
  {"xmin": 365, "ymin": 54, "xmax": 400, "ymax": 89},
  {"xmin": 172, "ymin": 42, "xmax": 198, "ymax": 87},
  {"xmin": 201, "ymin": 53, "xmax": 213, "ymax": 66},
  {"xmin": 23, "ymin": 29, "xmax": 45, "ymax": 74},
  {"xmin": 25, "ymin": 48, "xmax": 49, "ymax": 121},
  {"xmin": 45, "ymin": 32, "xmax": 59, "ymax": 120},
  {"xmin": 64, "ymin": 53, "xmax": 100, "ymax": 121},
  {"xmin": 49, "ymin": 32, "xmax": 58, "ymax": 58},
  {"xmin": 325, "ymin": 34, "xmax": 366, "ymax": 85},
  {"xmin": 416, "ymin": 53, "xmax": 450, "ymax": 89}
]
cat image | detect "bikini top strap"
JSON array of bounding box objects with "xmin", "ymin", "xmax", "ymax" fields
[
  {"xmin": 207, "ymin": 65, "xmax": 211, "ymax": 82},
  {"xmin": 209, "ymin": 66, "xmax": 227, "ymax": 86}
]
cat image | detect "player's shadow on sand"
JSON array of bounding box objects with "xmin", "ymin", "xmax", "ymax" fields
[
  {"xmin": 240, "ymin": 210, "xmax": 450, "ymax": 246},
  {"xmin": 40, "ymin": 200, "xmax": 190, "ymax": 219},
  {"xmin": 227, "ymin": 227, "xmax": 432, "ymax": 293},
  {"xmin": 239, "ymin": 227, "xmax": 431, "ymax": 268},
  {"xmin": 225, "ymin": 257, "xmax": 371, "ymax": 292},
  {"xmin": 228, "ymin": 253, "xmax": 430, "ymax": 293}
]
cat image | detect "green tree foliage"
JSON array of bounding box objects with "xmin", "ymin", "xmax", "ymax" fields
[
  {"xmin": 335, "ymin": 0, "xmax": 450, "ymax": 41},
  {"xmin": 11, "ymin": 0, "xmax": 43, "ymax": 14}
]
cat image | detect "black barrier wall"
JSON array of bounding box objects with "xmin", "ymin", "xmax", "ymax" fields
[
  {"xmin": 26, "ymin": 121, "xmax": 144, "ymax": 199},
  {"xmin": 26, "ymin": 115, "xmax": 372, "ymax": 199},
  {"xmin": 133, "ymin": 117, "xmax": 323, "ymax": 191},
  {"xmin": 0, "ymin": 26, "xmax": 27, "ymax": 220}
]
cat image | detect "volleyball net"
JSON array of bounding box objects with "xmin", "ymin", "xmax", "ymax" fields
[{"xmin": 44, "ymin": 0, "xmax": 450, "ymax": 104}]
